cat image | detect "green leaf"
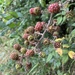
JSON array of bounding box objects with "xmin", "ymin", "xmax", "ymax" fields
[
  {"xmin": 9, "ymin": 11, "xmax": 18, "ymax": 18},
  {"xmin": 0, "ymin": 21, "xmax": 6, "ymax": 29},
  {"xmin": 61, "ymin": 16, "xmax": 66, "ymax": 24},
  {"xmin": 39, "ymin": 0, "xmax": 46, "ymax": 7},
  {"xmin": 57, "ymin": 16, "xmax": 63, "ymax": 25},
  {"xmin": 72, "ymin": 23, "xmax": 75, "ymax": 26},
  {"xmin": 46, "ymin": 53, "xmax": 53, "ymax": 63},
  {"xmin": 70, "ymin": 29, "xmax": 75, "ymax": 36},
  {"xmin": 62, "ymin": 55, "xmax": 69, "ymax": 64},
  {"xmin": 6, "ymin": 18, "xmax": 15, "ymax": 25}
]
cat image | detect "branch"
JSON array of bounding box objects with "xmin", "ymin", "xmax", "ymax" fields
[{"xmin": 35, "ymin": 13, "xmax": 53, "ymax": 48}]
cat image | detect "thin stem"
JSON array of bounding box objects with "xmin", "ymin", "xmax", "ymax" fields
[{"xmin": 35, "ymin": 13, "xmax": 53, "ymax": 48}]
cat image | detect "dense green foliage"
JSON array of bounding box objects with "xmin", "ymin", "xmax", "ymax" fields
[{"xmin": 0, "ymin": 0, "xmax": 75, "ymax": 75}]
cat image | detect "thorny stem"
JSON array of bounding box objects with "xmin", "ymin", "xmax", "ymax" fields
[{"xmin": 35, "ymin": 13, "xmax": 53, "ymax": 49}]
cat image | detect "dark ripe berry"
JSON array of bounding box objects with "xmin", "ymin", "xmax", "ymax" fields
[
  {"xmin": 10, "ymin": 52, "xmax": 19, "ymax": 60},
  {"xmin": 26, "ymin": 62, "xmax": 32, "ymax": 70},
  {"xmin": 20, "ymin": 47, "xmax": 27, "ymax": 54},
  {"xmin": 15, "ymin": 63, "xmax": 22, "ymax": 69},
  {"xmin": 33, "ymin": 7, "xmax": 41, "ymax": 15},
  {"xmin": 25, "ymin": 50, "xmax": 34, "ymax": 57},
  {"xmin": 29, "ymin": 8, "xmax": 35, "ymax": 15},
  {"xmin": 43, "ymin": 38, "xmax": 50, "ymax": 45},
  {"xmin": 48, "ymin": 3, "xmax": 60, "ymax": 13},
  {"xmin": 34, "ymin": 22, "xmax": 44, "ymax": 31},
  {"xmin": 22, "ymin": 33, "xmax": 29, "ymax": 40},
  {"xmin": 54, "ymin": 42, "xmax": 61, "ymax": 48},
  {"xmin": 13, "ymin": 44, "xmax": 21, "ymax": 51}
]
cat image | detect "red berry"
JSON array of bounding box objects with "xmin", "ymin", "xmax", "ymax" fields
[
  {"xmin": 54, "ymin": 42, "xmax": 61, "ymax": 48},
  {"xmin": 13, "ymin": 44, "xmax": 21, "ymax": 51},
  {"xmin": 48, "ymin": 3, "xmax": 60, "ymax": 13},
  {"xmin": 25, "ymin": 50, "xmax": 34, "ymax": 57},
  {"xmin": 34, "ymin": 22, "xmax": 44, "ymax": 31},
  {"xmin": 29, "ymin": 8, "xmax": 34, "ymax": 15},
  {"xmin": 10, "ymin": 52, "xmax": 19, "ymax": 60},
  {"xmin": 22, "ymin": 33, "xmax": 29, "ymax": 40}
]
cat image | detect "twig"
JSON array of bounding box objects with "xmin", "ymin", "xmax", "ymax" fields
[{"xmin": 35, "ymin": 13, "xmax": 53, "ymax": 48}]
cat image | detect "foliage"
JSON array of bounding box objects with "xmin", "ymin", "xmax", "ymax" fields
[{"xmin": 0, "ymin": 0, "xmax": 75, "ymax": 75}]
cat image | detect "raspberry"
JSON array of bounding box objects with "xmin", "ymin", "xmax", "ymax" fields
[
  {"xmin": 15, "ymin": 63, "xmax": 22, "ymax": 69},
  {"xmin": 28, "ymin": 35, "xmax": 34, "ymax": 41},
  {"xmin": 34, "ymin": 22, "xmax": 44, "ymax": 31},
  {"xmin": 54, "ymin": 42, "xmax": 61, "ymax": 48},
  {"xmin": 13, "ymin": 44, "xmax": 21, "ymax": 51},
  {"xmin": 48, "ymin": 3, "xmax": 60, "ymax": 13},
  {"xmin": 10, "ymin": 52, "xmax": 19, "ymax": 60},
  {"xmin": 29, "ymin": 8, "xmax": 34, "ymax": 15},
  {"xmin": 22, "ymin": 33, "xmax": 29, "ymax": 40},
  {"xmin": 25, "ymin": 50, "xmax": 34, "ymax": 57}
]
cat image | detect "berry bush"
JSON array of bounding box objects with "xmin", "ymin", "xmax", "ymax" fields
[{"xmin": 0, "ymin": 0, "xmax": 75, "ymax": 75}]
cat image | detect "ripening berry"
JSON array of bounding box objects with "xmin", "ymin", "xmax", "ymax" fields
[
  {"xmin": 26, "ymin": 26, "xmax": 34, "ymax": 34},
  {"xmin": 28, "ymin": 35, "xmax": 34, "ymax": 41},
  {"xmin": 29, "ymin": 8, "xmax": 35, "ymax": 15},
  {"xmin": 13, "ymin": 44, "xmax": 21, "ymax": 51},
  {"xmin": 10, "ymin": 52, "xmax": 19, "ymax": 60},
  {"xmin": 26, "ymin": 62, "xmax": 32, "ymax": 70},
  {"xmin": 43, "ymin": 38, "xmax": 50, "ymax": 45},
  {"xmin": 33, "ymin": 7, "xmax": 41, "ymax": 15},
  {"xmin": 25, "ymin": 50, "xmax": 34, "ymax": 57},
  {"xmin": 20, "ymin": 47, "xmax": 27, "ymax": 54},
  {"xmin": 48, "ymin": 3, "xmax": 60, "ymax": 13},
  {"xmin": 34, "ymin": 22, "xmax": 45, "ymax": 31},
  {"xmin": 15, "ymin": 63, "xmax": 22, "ymax": 69},
  {"xmin": 22, "ymin": 33, "xmax": 29, "ymax": 40}
]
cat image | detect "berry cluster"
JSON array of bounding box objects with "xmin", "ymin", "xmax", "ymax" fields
[{"xmin": 10, "ymin": 2, "xmax": 62, "ymax": 72}]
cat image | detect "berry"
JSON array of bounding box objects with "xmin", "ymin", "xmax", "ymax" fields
[
  {"xmin": 54, "ymin": 42, "xmax": 61, "ymax": 48},
  {"xmin": 29, "ymin": 8, "xmax": 35, "ymax": 15},
  {"xmin": 34, "ymin": 22, "xmax": 44, "ymax": 31},
  {"xmin": 39, "ymin": 52, "xmax": 46, "ymax": 58},
  {"xmin": 20, "ymin": 47, "xmax": 27, "ymax": 54},
  {"xmin": 22, "ymin": 33, "xmax": 29, "ymax": 40},
  {"xmin": 26, "ymin": 62, "xmax": 32, "ymax": 70},
  {"xmin": 28, "ymin": 35, "xmax": 34, "ymax": 41},
  {"xmin": 48, "ymin": 3, "xmax": 60, "ymax": 13},
  {"xmin": 13, "ymin": 44, "xmax": 21, "ymax": 51},
  {"xmin": 43, "ymin": 38, "xmax": 50, "ymax": 45},
  {"xmin": 25, "ymin": 50, "xmax": 34, "ymax": 57},
  {"xmin": 10, "ymin": 52, "xmax": 19, "ymax": 60},
  {"xmin": 53, "ymin": 31, "xmax": 59, "ymax": 37},
  {"xmin": 33, "ymin": 7, "xmax": 41, "ymax": 15},
  {"xmin": 24, "ymin": 40, "xmax": 29, "ymax": 46},
  {"xmin": 26, "ymin": 26, "xmax": 34, "ymax": 34},
  {"xmin": 15, "ymin": 63, "xmax": 22, "ymax": 69},
  {"xmin": 48, "ymin": 26, "xmax": 54, "ymax": 34}
]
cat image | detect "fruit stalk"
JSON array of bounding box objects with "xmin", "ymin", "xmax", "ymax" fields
[{"xmin": 35, "ymin": 13, "xmax": 53, "ymax": 48}]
